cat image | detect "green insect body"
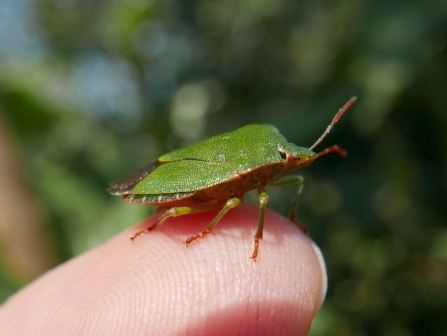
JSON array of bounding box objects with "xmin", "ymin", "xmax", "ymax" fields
[{"xmin": 108, "ymin": 97, "xmax": 357, "ymax": 260}]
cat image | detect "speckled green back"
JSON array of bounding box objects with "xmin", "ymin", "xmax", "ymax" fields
[
  {"xmin": 159, "ymin": 132, "xmax": 231, "ymax": 162},
  {"xmin": 131, "ymin": 160, "xmax": 235, "ymax": 194},
  {"xmin": 131, "ymin": 124, "xmax": 298, "ymax": 194},
  {"xmin": 225, "ymin": 125, "xmax": 285, "ymax": 170}
]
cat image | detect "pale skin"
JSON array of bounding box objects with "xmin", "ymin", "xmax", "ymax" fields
[{"xmin": 0, "ymin": 203, "xmax": 327, "ymax": 335}]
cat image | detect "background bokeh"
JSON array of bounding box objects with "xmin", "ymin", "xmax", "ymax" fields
[{"xmin": 1, "ymin": 0, "xmax": 446, "ymax": 335}]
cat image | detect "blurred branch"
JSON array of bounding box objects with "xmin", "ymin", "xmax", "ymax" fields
[{"xmin": 0, "ymin": 113, "xmax": 58, "ymax": 282}]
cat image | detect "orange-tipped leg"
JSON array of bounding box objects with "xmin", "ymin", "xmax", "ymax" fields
[
  {"xmin": 130, "ymin": 202, "xmax": 226, "ymax": 241},
  {"xmin": 183, "ymin": 197, "xmax": 242, "ymax": 247},
  {"xmin": 251, "ymin": 237, "xmax": 261, "ymax": 260},
  {"xmin": 130, "ymin": 226, "xmax": 156, "ymax": 241},
  {"xmin": 249, "ymin": 187, "xmax": 269, "ymax": 261},
  {"xmin": 184, "ymin": 229, "xmax": 212, "ymax": 246},
  {"xmin": 269, "ymin": 175, "xmax": 308, "ymax": 233}
]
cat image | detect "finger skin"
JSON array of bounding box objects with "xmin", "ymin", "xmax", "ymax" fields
[{"xmin": 0, "ymin": 203, "xmax": 327, "ymax": 336}]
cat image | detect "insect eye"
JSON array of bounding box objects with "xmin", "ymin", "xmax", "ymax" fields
[{"xmin": 276, "ymin": 143, "xmax": 287, "ymax": 160}]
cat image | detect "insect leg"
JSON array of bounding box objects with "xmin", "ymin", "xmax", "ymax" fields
[
  {"xmin": 130, "ymin": 202, "xmax": 226, "ymax": 241},
  {"xmin": 269, "ymin": 175, "xmax": 308, "ymax": 233},
  {"xmin": 184, "ymin": 197, "xmax": 242, "ymax": 246},
  {"xmin": 251, "ymin": 187, "xmax": 268, "ymax": 261}
]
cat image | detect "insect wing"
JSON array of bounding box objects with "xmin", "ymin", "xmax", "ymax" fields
[
  {"xmin": 130, "ymin": 160, "xmax": 237, "ymax": 195},
  {"xmin": 107, "ymin": 161, "xmax": 161, "ymax": 195}
]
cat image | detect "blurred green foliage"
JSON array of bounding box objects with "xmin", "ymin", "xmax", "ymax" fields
[{"xmin": 0, "ymin": 0, "xmax": 446, "ymax": 334}]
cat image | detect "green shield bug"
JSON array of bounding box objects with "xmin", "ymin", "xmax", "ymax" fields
[{"xmin": 108, "ymin": 96, "xmax": 357, "ymax": 260}]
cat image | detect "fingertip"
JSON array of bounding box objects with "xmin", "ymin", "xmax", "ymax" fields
[
  {"xmin": 310, "ymin": 240, "xmax": 328, "ymax": 310},
  {"xmin": 127, "ymin": 203, "xmax": 327, "ymax": 334},
  {"xmin": 0, "ymin": 203, "xmax": 327, "ymax": 336}
]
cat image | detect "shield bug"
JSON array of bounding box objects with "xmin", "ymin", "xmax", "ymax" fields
[{"xmin": 108, "ymin": 96, "xmax": 357, "ymax": 260}]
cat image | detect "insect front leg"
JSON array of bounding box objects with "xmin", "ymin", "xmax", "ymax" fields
[
  {"xmin": 269, "ymin": 175, "xmax": 308, "ymax": 233},
  {"xmin": 251, "ymin": 187, "xmax": 269, "ymax": 261},
  {"xmin": 130, "ymin": 202, "xmax": 227, "ymax": 241},
  {"xmin": 184, "ymin": 197, "xmax": 242, "ymax": 246}
]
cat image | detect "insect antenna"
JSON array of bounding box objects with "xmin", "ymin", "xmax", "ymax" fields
[
  {"xmin": 315, "ymin": 145, "xmax": 348, "ymax": 159},
  {"xmin": 309, "ymin": 96, "xmax": 357, "ymax": 151}
]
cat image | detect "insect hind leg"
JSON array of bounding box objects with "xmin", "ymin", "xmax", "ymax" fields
[
  {"xmin": 184, "ymin": 197, "xmax": 242, "ymax": 247},
  {"xmin": 130, "ymin": 202, "xmax": 227, "ymax": 241}
]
